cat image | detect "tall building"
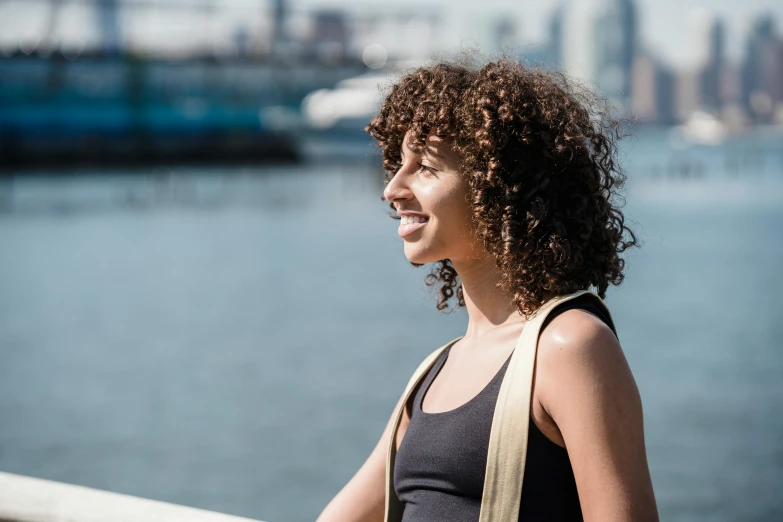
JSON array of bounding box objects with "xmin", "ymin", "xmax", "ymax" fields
[
  {"xmin": 233, "ymin": 25, "xmax": 252, "ymax": 58},
  {"xmin": 271, "ymin": 0, "xmax": 288, "ymax": 58},
  {"xmin": 693, "ymin": 12, "xmax": 726, "ymax": 112},
  {"xmin": 469, "ymin": 13, "xmax": 521, "ymax": 55},
  {"xmin": 492, "ymin": 17, "xmax": 518, "ymax": 52},
  {"xmin": 563, "ymin": 0, "xmax": 638, "ymax": 114},
  {"xmin": 546, "ymin": 3, "xmax": 564, "ymax": 70},
  {"xmin": 740, "ymin": 14, "xmax": 782, "ymax": 123},
  {"xmin": 675, "ymin": 68, "xmax": 701, "ymax": 121},
  {"xmin": 97, "ymin": 0, "xmax": 121, "ymax": 55},
  {"xmin": 308, "ymin": 10, "xmax": 350, "ymax": 63},
  {"xmin": 632, "ymin": 52, "xmax": 675, "ymax": 124}
]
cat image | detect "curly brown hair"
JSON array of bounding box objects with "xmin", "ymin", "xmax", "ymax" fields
[{"xmin": 365, "ymin": 55, "xmax": 640, "ymax": 319}]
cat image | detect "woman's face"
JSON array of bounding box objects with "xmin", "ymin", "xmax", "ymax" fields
[{"xmin": 383, "ymin": 130, "xmax": 477, "ymax": 264}]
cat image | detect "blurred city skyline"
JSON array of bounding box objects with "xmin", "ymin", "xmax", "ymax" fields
[
  {"xmin": 1, "ymin": 0, "xmax": 782, "ymax": 68},
  {"xmin": 1, "ymin": 0, "xmax": 781, "ymax": 169}
]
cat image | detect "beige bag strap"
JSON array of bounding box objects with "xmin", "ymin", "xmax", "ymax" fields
[
  {"xmin": 383, "ymin": 336, "xmax": 462, "ymax": 522},
  {"xmin": 478, "ymin": 289, "xmax": 613, "ymax": 521}
]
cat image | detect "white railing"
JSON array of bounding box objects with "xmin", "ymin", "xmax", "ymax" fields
[{"xmin": 0, "ymin": 471, "xmax": 266, "ymax": 522}]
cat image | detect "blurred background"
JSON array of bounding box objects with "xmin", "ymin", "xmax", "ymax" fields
[{"xmin": 0, "ymin": 0, "xmax": 782, "ymax": 521}]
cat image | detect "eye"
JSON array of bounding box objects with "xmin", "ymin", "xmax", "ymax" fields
[{"xmin": 417, "ymin": 163, "xmax": 437, "ymax": 175}]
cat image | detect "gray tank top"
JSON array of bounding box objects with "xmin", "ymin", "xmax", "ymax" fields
[{"xmin": 393, "ymin": 293, "xmax": 616, "ymax": 521}]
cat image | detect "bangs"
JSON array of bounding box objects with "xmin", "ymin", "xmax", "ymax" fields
[{"xmin": 365, "ymin": 63, "xmax": 473, "ymax": 182}]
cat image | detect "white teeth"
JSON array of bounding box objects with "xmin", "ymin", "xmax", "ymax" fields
[{"xmin": 401, "ymin": 216, "xmax": 428, "ymax": 225}]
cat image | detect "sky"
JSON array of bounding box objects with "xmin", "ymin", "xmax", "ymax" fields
[{"xmin": 0, "ymin": 0, "xmax": 781, "ymax": 69}]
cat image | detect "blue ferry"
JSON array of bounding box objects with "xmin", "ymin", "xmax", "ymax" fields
[{"xmin": 0, "ymin": 53, "xmax": 366, "ymax": 170}]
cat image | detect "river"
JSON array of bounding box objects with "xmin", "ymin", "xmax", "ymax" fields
[{"xmin": 1, "ymin": 128, "xmax": 782, "ymax": 521}]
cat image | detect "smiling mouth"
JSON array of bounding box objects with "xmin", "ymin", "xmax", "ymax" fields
[{"xmin": 398, "ymin": 216, "xmax": 429, "ymax": 237}]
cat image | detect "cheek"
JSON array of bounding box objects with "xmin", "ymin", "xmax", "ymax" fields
[{"xmin": 428, "ymin": 186, "xmax": 471, "ymax": 234}]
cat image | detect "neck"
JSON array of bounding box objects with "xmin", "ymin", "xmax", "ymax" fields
[{"xmin": 451, "ymin": 253, "xmax": 526, "ymax": 341}]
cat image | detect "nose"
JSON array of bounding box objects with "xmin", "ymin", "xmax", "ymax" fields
[{"xmin": 382, "ymin": 166, "xmax": 414, "ymax": 205}]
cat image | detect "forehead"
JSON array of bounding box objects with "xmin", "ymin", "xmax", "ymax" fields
[{"xmin": 401, "ymin": 129, "xmax": 450, "ymax": 157}]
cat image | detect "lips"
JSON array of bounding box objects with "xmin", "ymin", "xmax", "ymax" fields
[
  {"xmin": 400, "ymin": 215, "xmax": 428, "ymax": 225},
  {"xmin": 398, "ymin": 216, "xmax": 429, "ymax": 237}
]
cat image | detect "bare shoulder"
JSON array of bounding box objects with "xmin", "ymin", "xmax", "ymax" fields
[
  {"xmin": 539, "ymin": 306, "xmax": 619, "ymax": 359},
  {"xmin": 533, "ymin": 307, "xmax": 630, "ymax": 436},
  {"xmin": 535, "ymin": 307, "xmax": 638, "ymax": 432},
  {"xmin": 535, "ymin": 307, "xmax": 629, "ymax": 396},
  {"xmin": 534, "ymin": 307, "xmax": 660, "ymax": 521}
]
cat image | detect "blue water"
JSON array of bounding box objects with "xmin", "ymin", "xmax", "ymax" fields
[{"xmin": 0, "ymin": 128, "xmax": 782, "ymax": 522}]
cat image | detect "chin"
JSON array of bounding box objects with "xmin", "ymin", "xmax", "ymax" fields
[{"xmin": 403, "ymin": 242, "xmax": 442, "ymax": 265}]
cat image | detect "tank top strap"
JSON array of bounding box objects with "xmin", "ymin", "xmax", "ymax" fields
[{"xmin": 409, "ymin": 343, "xmax": 452, "ymax": 416}]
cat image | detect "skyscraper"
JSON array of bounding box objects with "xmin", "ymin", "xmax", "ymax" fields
[
  {"xmin": 546, "ymin": 2, "xmax": 564, "ymax": 70},
  {"xmin": 563, "ymin": 0, "xmax": 638, "ymax": 114},
  {"xmin": 740, "ymin": 14, "xmax": 782, "ymax": 123},
  {"xmin": 469, "ymin": 13, "xmax": 521, "ymax": 56},
  {"xmin": 632, "ymin": 52, "xmax": 675, "ymax": 124},
  {"xmin": 271, "ymin": 0, "xmax": 288, "ymax": 59},
  {"xmin": 694, "ymin": 12, "xmax": 726, "ymax": 112},
  {"xmin": 97, "ymin": 0, "xmax": 121, "ymax": 55},
  {"xmin": 309, "ymin": 10, "xmax": 350, "ymax": 63}
]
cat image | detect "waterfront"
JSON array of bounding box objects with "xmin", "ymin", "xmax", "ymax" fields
[{"xmin": 0, "ymin": 129, "xmax": 782, "ymax": 521}]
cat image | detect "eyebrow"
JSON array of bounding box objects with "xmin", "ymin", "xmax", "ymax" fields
[
  {"xmin": 425, "ymin": 147, "xmax": 444, "ymax": 160},
  {"xmin": 400, "ymin": 144, "xmax": 444, "ymax": 161}
]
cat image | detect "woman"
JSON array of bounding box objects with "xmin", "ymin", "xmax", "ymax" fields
[{"xmin": 316, "ymin": 57, "xmax": 659, "ymax": 522}]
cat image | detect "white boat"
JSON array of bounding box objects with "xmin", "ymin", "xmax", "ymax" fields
[{"xmin": 672, "ymin": 110, "xmax": 730, "ymax": 146}]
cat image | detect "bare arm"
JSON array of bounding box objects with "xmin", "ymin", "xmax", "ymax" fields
[
  {"xmin": 315, "ymin": 389, "xmax": 411, "ymax": 522},
  {"xmin": 537, "ymin": 310, "xmax": 659, "ymax": 522}
]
